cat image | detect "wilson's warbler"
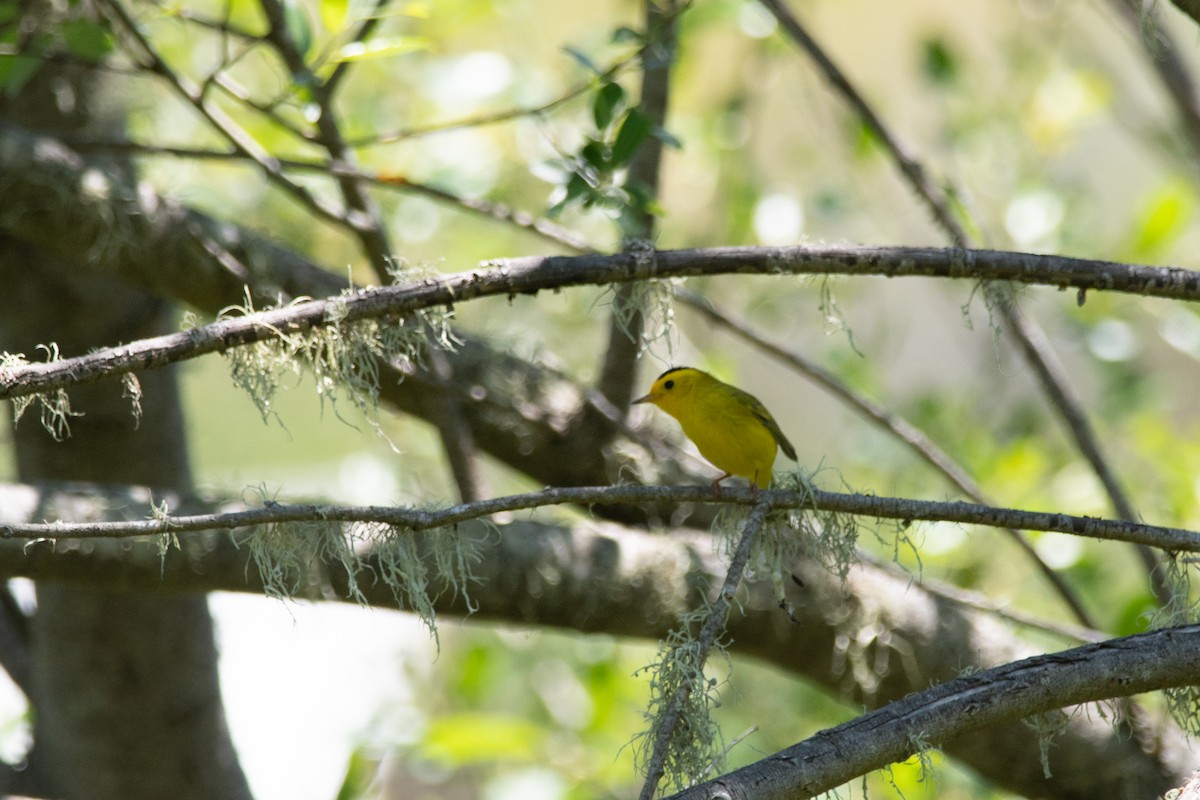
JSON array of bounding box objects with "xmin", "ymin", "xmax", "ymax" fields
[{"xmin": 633, "ymin": 366, "xmax": 797, "ymax": 491}]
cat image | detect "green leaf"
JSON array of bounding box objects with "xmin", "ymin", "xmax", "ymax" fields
[
  {"xmin": 548, "ymin": 172, "xmax": 592, "ymax": 216},
  {"xmin": 60, "ymin": 19, "xmax": 114, "ymax": 62},
  {"xmin": 1130, "ymin": 179, "xmax": 1196, "ymax": 258},
  {"xmin": 0, "ymin": 31, "xmax": 48, "ymax": 95},
  {"xmin": 921, "ymin": 37, "xmax": 957, "ymax": 86},
  {"xmin": 651, "ymin": 125, "xmax": 682, "ymax": 149},
  {"xmin": 580, "ymin": 138, "xmax": 608, "ymax": 172},
  {"xmin": 319, "ymin": 0, "xmax": 350, "ymax": 35},
  {"xmin": 611, "ymin": 26, "xmax": 643, "ymax": 44},
  {"xmin": 419, "ymin": 712, "xmax": 543, "ymax": 766},
  {"xmin": 592, "ymin": 80, "xmax": 625, "ymax": 130},
  {"xmin": 335, "ymin": 35, "xmax": 431, "ymax": 62},
  {"xmin": 282, "ymin": 0, "xmax": 314, "ymax": 59},
  {"xmin": 610, "ymin": 107, "xmax": 652, "ymax": 167},
  {"xmin": 563, "ymin": 45, "xmax": 599, "ymax": 74}
]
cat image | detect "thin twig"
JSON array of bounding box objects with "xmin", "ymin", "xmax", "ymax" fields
[
  {"xmin": 759, "ymin": 0, "xmax": 1169, "ymax": 604},
  {"xmin": 97, "ymin": 0, "xmax": 361, "ymax": 233},
  {"xmin": 60, "ymin": 138, "xmax": 595, "ymax": 253},
  {"xmin": 1, "ymin": 484, "xmax": 1197, "ymax": 553},
  {"xmin": 258, "ymin": 0, "xmax": 394, "ymax": 281},
  {"xmin": 637, "ymin": 496, "xmax": 772, "ymax": 800},
  {"xmin": 856, "ymin": 550, "xmax": 1106, "ymax": 644},
  {"xmin": 1108, "ymin": 0, "xmax": 1200, "ymax": 159}
]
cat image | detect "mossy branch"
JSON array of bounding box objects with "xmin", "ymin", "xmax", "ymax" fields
[
  {"xmin": 665, "ymin": 623, "xmax": 1200, "ymax": 800},
  {"xmin": 1, "ymin": 482, "xmax": 1197, "ymax": 553},
  {"xmin": 3, "ymin": 245, "xmax": 1200, "ymax": 403},
  {"xmin": 636, "ymin": 497, "xmax": 771, "ymax": 798}
]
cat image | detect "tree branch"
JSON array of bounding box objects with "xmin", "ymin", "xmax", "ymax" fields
[
  {"xmin": 596, "ymin": 0, "xmax": 679, "ymax": 409},
  {"xmin": 758, "ymin": 0, "xmax": 1170, "ymax": 605},
  {"xmin": 0, "ymin": 480, "xmax": 1189, "ymax": 798},
  {"xmin": 257, "ymin": 0, "xmax": 395, "ymax": 281},
  {"xmin": 4, "ymin": 241, "xmax": 1200, "ymax": 402},
  {"xmin": 667, "ymin": 623, "xmax": 1200, "ymax": 800},
  {"xmin": 1, "ymin": 482, "xmax": 1196, "ymax": 553},
  {"xmin": 638, "ymin": 497, "xmax": 770, "ymax": 800}
]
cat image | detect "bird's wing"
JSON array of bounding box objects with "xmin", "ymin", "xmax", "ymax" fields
[{"xmin": 732, "ymin": 388, "xmax": 798, "ymax": 461}]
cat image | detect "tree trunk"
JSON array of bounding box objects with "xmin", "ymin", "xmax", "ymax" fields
[{"xmin": 0, "ymin": 3, "xmax": 252, "ymax": 796}]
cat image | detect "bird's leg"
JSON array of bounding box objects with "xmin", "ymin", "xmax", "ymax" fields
[{"xmin": 711, "ymin": 473, "xmax": 731, "ymax": 495}]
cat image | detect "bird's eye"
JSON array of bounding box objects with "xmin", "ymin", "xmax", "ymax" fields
[{"xmin": 664, "ymin": 379, "xmax": 675, "ymax": 390}]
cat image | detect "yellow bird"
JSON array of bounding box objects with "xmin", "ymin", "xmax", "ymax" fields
[{"xmin": 633, "ymin": 366, "xmax": 796, "ymax": 492}]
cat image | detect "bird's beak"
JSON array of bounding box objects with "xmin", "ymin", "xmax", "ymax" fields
[{"xmin": 632, "ymin": 394, "xmax": 651, "ymax": 405}]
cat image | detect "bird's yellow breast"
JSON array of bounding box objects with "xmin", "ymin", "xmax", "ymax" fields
[{"xmin": 669, "ymin": 386, "xmax": 780, "ymax": 485}]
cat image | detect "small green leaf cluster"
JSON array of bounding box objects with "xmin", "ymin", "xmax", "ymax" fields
[
  {"xmin": 0, "ymin": 7, "xmax": 114, "ymax": 96},
  {"xmin": 547, "ymin": 39, "xmax": 680, "ymax": 236}
]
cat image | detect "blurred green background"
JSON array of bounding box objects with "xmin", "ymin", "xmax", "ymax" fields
[{"xmin": 5, "ymin": 0, "xmax": 1200, "ymax": 796}]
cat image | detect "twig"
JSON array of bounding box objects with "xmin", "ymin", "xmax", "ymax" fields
[
  {"xmin": 759, "ymin": 0, "xmax": 1169, "ymax": 604},
  {"xmin": 665, "ymin": 622, "xmax": 1200, "ymax": 799},
  {"xmin": 1108, "ymin": 0, "xmax": 1200, "ymax": 159},
  {"xmin": 97, "ymin": 0, "xmax": 362, "ymax": 234},
  {"xmin": 343, "ymin": 33, "xmax": 649, "ymax": 148},
  {"xmin": 60, "ymin": 138, "xmax": 595, "ymax": 253},
  {"xmin": 258, "ymin": 0, "xmax": 394, "ymax": 281},
  {"xmin": 637, "ymin": 496, "xmax": 771, "ymax": 800},
  {"xmin": 597, "ymin": 0, "xmax": 680, "ymax": 408},
  {"xmin": 856, "ymin": 550, "xmax": 1106, "ymax": 644},
  {"xmin": 756, "ymin": 0, "xmax": 968, "ymax": 246},
  {"xmin": 4, "ymin": 244, "xmax": 1200, "ymax": 402},
  {"xmin": 1, "ymin": 483, "xmax": 1197, "ymax": 553}
]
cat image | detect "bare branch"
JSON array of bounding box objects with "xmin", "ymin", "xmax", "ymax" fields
[
  {"xmin": 97, "ymin": 0, "xmax": 363, "ymax": 233},
  {"xmin": 758, "ymin": 0, "xmax": 1170, "ymax": 605},
  {"xmin": 257, "ymin": 0, "xmax": 394, "ymax": 280}
]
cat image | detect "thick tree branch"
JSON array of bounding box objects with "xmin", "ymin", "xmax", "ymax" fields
[
  {"xmin": 4, "ymin": 242, "xmax": 1200, "ymax": 402},
  {"xmin": 667, "ymin": 624, "xmax": 1200, "ymax": 800},
  {"xmin": 0, "ymin": 481, "xmax": 1189, "ymax": 798}
]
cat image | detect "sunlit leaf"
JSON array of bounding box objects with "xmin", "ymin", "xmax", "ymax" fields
[
  {"xmin": 419, "ymin": 712, "xmax": 543, "ymax": 765},
  {"xmin": 282, "ymin": 0, "xmax": 314, "ymax": 59},
  {"xmin": 1129, "ymin": 179, "xmax": 1196, "ymax": 259},
  {"xmin": 319, "ymin": 0, "xmax": 349, "ymax": 35},
  {"xmin": 335, "ymin": 36, "xmax": 431, "ymax": 63}
]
